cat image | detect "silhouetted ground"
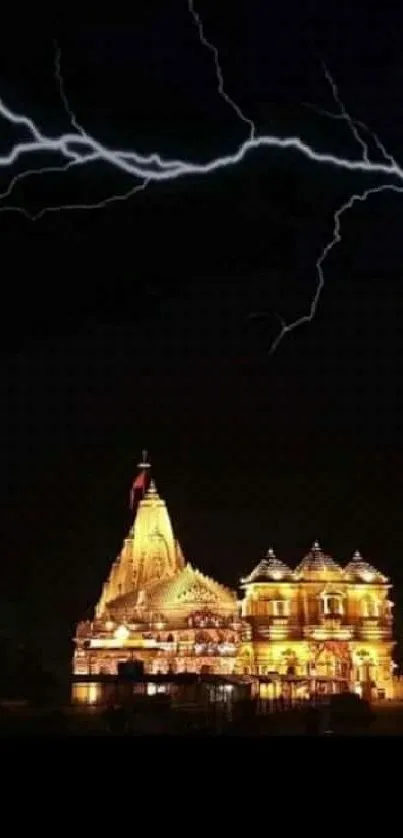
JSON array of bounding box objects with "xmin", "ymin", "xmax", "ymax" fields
[
  {"xmin": 366, "ymin": 702, "xmax": 403, "ymax": 735},
  {"xmin": 0, "ymin": 699, "xmax": 403, "ymax": 735}
]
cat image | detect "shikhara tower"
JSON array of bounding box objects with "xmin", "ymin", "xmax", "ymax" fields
[
  {"xmin": 95, "ymin": 452, "xmax": 186, "ymax": 617},
  {"xmin": 73, "ymin": 454, "xmax": 239, "ymax": 683},
  {"xmin": 73, "ymin": 455, "xmax": 396, "ymax": 701}
]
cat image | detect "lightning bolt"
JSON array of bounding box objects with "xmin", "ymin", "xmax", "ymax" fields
[
  {"xmin": 0, "ymin": 39, "xmax": 151, "ymax": 218},
  {"xmin": 53, "ymin": 39, "xmax": 82, "ymax": 134},
  {"xmin": 0, "ymin": 12, "xmax": 401, "ymax": 355},
  {"xmin": 268, "ymin": 65, "xmax": 401, "ymax": 354},
  {"xmin": 269, "ymin": 183, "xmax": 403, "ymax": 355},
  {"xmin": 188, "ymin": 0, "xmax": 255, "ymax": 140},
  {"xmin": 303, "ymin": 100, "xmax": 395, "ymax": 166},
  {"xmin": 320, "ymin": 61, "xmax": 372, "ymax": 164}
]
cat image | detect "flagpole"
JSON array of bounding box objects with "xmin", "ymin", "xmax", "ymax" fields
[
  {"xmin": 138, "ymin": 449, "xmax": 151, "ymax": 498},
  {"xmin": 138, "ymin": 449, "xmax": 150, "ymax": 471},
  {"xmin": 129, "ymin": 449, "xmax": 151, "ymax": 509}
]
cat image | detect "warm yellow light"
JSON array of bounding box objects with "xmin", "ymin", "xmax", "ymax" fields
[
  {"xmin": 73, "ymin": 473, "xmax": 397, "ymax": 701},
  {"xmin": 88, "ymin": 682, "xmax": 99, "ymax": 705},
  {"xmin": 114, "ymin": 624, "xmax": 130, "ymax": 642},
  {"xmin": 147, "ymin": 683, "xmax": 157, "ymax": 696}
]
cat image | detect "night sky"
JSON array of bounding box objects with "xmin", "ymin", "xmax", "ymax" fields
[{"xmin": 2, "ymin": 3, "xmax": 403, "ymax": 673}]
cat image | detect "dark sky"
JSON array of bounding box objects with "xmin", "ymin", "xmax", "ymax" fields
[{"xmin": 2, "ymin": 2, "xmax": 403, "ymax": 670}]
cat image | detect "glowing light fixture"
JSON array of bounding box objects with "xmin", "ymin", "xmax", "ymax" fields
[{"xmin": 114, "ymin": 624, "xmax": 130, "ymax": 642}]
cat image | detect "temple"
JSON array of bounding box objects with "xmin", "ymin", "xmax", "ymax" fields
[
  {"xmin": 238, "ymin": 543, "xmax": 395, "ymax": 699},
  {"xmin": 73, "ymin": 456, "xmax": 396, "ymax": 701}
]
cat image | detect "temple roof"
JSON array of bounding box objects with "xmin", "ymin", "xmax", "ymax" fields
[
  {"xmin": 146, "ymin": 563, "xmax": 237, "ymax": 611},
  {"xmin": 294, "ymin": 541, "xmax": 343, "ymax": 580},
  {"xmin": 343, "ymin": 550, "xmax": 388, "ymax": 584},
  {"xmin": 104, "ymin": 563, "xmax": 237, "ymax": 618},
  {"xmin": 241, "ymin": 548, "xmax": 295, "ymax": 584}
]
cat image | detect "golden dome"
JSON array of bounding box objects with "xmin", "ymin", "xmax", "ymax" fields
[
  {"xmin": 343, "ymin": 550, "xmax": 388, "ymax": 583},
  {"xmin": 294, "ymin": 541, "xmax": 343, "ymax": 580},
  {"xmin": 241, "ymin": 548, "xmax": 294, "ymax": 584}
]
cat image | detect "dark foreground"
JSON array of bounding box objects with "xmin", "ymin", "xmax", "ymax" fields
[{"xmin": 0, "ymin": 696, "xmax": 402, "ymax": 735}]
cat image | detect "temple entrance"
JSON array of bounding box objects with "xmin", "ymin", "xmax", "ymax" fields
[
  {"xmin": 308, "ymin": 641, "xmax": 353, "ymax": 687},
  {"xmin": 315, "ymin": 650, "xmax": 337, "ymax": 678}
]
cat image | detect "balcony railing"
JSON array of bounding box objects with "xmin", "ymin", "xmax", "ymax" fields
[
  {"xmin": 79, "ymin": 617, "xmax": 244, "ymax": 636},
  {"xmin": 303, "ymin": 623, "xmax": 354, "ymax": 641},
  {"xmin": 253, "ymin": 619, "xmax": 300, "ymax": 640},
  {"xmin": 357, "ymin": 620, "xmax": 392, "ymax": 640}
]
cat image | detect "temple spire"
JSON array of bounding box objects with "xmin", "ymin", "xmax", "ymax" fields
[
  {"xmin": 97, "ymin": 460, "xmax": 186, "ymax": 614},
  {"xmin": 129, "ymin": 449, "xmax": 151, "ymax": 509},
  {"xmin": 146, "ymin": 478, "xmax": 158, "ymax": 497}
]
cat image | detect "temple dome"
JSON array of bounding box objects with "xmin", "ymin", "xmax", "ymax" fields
[
  {"xmin": 343, "ymin": 550, "xmax": 387, "ymax": 583},
  {"xmin": 241, "ymin": 548, "xmax": 295, "ymax": 584},
  {"xmin": 294, "ymin": 541, "xmax": 343, "ymax": 580}
]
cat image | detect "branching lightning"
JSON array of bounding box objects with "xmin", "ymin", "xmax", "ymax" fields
[
  {"xmin": 188, "ymin": 0, "xmax": 255, "ymax": 140},
  {"xmin": 320, "ymin": 61, "xmax": 372, "ymax": 164},
  {"xmin": 0, "ymin": 8, "xmax": 402, "ymax": 353},
  {"xmin": 53, "ymin": 39, "xmax": 81, "ymax": 135},
  {"xmin": 303, "ymin": 100, "xmax": 396, "ymax": 166},
  {"xmin": 269, "ymin": 183, "xmax": 403, "ymax": 355},
  {"xmin": 268, "ymin": 65, "xmax": 402, "ymax": 353}
]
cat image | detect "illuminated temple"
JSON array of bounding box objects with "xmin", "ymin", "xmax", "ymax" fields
[{"xmin": 73, "ymin": 456, "xmax": 396, "ymax": 700}]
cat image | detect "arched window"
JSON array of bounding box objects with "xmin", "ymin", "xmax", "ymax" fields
[
  {"xmin": 270, "ymin": 600, "xmax": 290, "ymax": 617},
  {"xmin": 320, "ymin": 591, "xmax": 344, "ymax": 616},
  {"xmin": 327, "ymin": 596, "xmax": 343, "ymax": 615},
  {"xmin": 361, "ymin": 597, "xmax": 379, "ymax": 618}
]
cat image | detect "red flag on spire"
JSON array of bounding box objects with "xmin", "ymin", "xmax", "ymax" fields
[
  {"xmin": 130, "ymin": 470, "xmax": 148, "ymax": 509},
  {"xmin": 129, "ymin": 450, "xmax": 150, "ymax": 509}
]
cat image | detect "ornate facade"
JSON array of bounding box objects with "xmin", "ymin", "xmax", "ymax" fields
[
  {"xmin": 73, "ymin": 460, "xmax": 396, "ymax": 700},
  {"xmin": 73, "ymin": 464, "xmax": 242, "ymax": 684},
  {"xmin": 238, "ymin": 544, "xmax": 395, "ymax": 699}
]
